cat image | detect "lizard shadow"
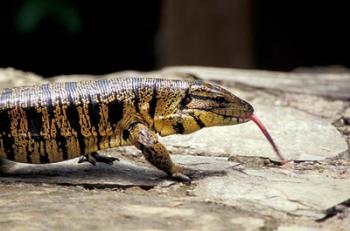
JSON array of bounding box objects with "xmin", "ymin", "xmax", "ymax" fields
[{"xmin": 0, "ymin": 158, "xmax": 226, "ymax": 187}]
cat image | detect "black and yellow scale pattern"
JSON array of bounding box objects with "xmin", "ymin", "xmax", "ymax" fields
[{"xmin": 0, "ymin": 78, "xmax": 253, "ymax": 182}]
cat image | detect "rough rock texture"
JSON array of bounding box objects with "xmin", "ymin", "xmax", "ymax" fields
[{"xmin": 0, "ymin": 66, "xmax": 349, "ymax": 231}]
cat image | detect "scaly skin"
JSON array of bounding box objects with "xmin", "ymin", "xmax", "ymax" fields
[{"xmin": 0, "ymin": 78, "xmax": 253, "ymax": 182}]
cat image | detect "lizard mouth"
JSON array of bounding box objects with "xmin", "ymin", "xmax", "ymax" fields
[
  {"xmin": 238, "ymin": 116, "xmax": 251, "ymax": 123},
  {"xmin": 237, "ymin": 110, "xmax": 254, "ymax": 123}
]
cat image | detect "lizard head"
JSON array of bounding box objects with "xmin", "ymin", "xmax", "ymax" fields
[
  {"xmin": 179, "ymin": 81, "xmax": 254, "ymax": 128},
  {"xmin": 153, "ymin": 80, "xmax": 253, "ymax": 136}
]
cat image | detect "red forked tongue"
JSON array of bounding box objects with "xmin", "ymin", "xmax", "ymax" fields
[{"xmin": 249, "ymin": 114, "xmax": 288, "ymax": 163}]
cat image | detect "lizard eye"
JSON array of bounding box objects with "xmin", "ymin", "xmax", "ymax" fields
[{"xmin": 213, "ymin": 96, "xmax": 227, "ymax": 103}]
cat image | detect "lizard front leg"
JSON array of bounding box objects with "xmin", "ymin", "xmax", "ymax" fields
[{"xmin": 128, "ymin": 123, "xmax": 191, "ymax": 184}]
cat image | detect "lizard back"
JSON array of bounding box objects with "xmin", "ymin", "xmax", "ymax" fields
[{"xmin": 0, "ymin": 78, "xmax": 190, "ymax": 164}]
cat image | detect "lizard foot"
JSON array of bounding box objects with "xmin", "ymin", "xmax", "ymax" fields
[
  {"xmin": 171, "ymin": 172, "xmax": 191, "ymax": 185},
  {"xmin": 77, "ymin": 153, "xmax": 119, "ymax": 166},
  {"xmin": 91, "ymin": 152, "xmax": 119, "ymax": 165},
  {"xmin": 78, "ymin": 154, "xmax": 96, "ymax": 166}
]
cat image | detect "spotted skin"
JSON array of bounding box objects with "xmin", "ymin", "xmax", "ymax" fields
[{"xmin": 0, "ymin": 78, "xmax": 253, "ymax": 182}]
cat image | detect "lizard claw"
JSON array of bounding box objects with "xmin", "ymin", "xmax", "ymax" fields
[
  {"xmin": 78, "ymin": 154, "xmax": 96, "ymax": 166},
  {"xmin": 78, "ymin": 152, "xmax": 119, "ymax": 165},
  {"xmin": 171, "ymin": 172, "xmax": 192, "ymax": 185},
  {"xmin": 91, "ymin": 152, "xmax": 119, "ymax": 165}
]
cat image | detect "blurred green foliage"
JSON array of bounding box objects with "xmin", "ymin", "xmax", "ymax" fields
[{"xmin": 15, "ymin": 0, "xmax": 82, "ymax": 34}]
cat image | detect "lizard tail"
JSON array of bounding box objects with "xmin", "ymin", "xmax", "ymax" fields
[{"xmin": 0, "ymin": 157, "xmax": 16, "ymax": 175}]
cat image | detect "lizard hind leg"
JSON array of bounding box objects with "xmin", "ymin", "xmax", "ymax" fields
[{"xmin": 128, "ymin": 123, "xmax": 191, "ymax": 184}]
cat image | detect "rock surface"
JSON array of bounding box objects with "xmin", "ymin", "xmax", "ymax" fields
[
  {"xmin": 163, "ymin": 66, "xmax": 350, "ymax": 100},
  {"xmin": 0, "ymin": 66, "xmax": 349, "ymax": 231}
]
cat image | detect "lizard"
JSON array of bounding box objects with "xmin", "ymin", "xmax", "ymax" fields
[{"xmin": 0, "ymin": 77, "xmax": 282, "ymax": 183}]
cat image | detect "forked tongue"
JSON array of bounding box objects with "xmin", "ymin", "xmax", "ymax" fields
[{"xmin": 249, "ymin": 114, "xmax": 288, "ymax": 164}]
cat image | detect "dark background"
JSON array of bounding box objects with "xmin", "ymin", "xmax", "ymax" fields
[{"xmin": 1, "ymin": 0, "xmax": 350, "ymax": 77}]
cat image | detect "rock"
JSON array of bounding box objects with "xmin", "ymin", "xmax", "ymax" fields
[
  {"xmin": 230, "ymin": 217, "xmax": 265, "ymax": 231},
  {"xmin": 343, "ymin": 107, "xmax": 350, "ymax": 125},
  {"xmin": 0, "ymin": 157, "xmax": 173, "ymax": 188},
  {"xmin": 0, "ymin": 66, "xmax": 349, "ymax": 230},
  {"xmin": 0, "ymin": 155, "xmax": 235, "ymax": 188},
  {"xmin": 163, "ymin": 66, "xmax": 350, "ymax": 100},
  {"xmin": 161, "ymin": 105, "xmax": 348, "ymax": 160},
  {"xmin": 0, "ymin": 67, "xmax": 45, "ymax": 88},
  {"xmin": 277, "ymin": 225, "xmax": 325, "ymax": 231},
  {"xmin": 279, "ymin": 93, "xmax": 347, "ymax": 121},
  {"xmin": 194, "ymin": 167, "xmax": 350, "ymax": 217},
  {"xmin": 0, "ymin": 183, "xmax": 268, "ymax": 231}
]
